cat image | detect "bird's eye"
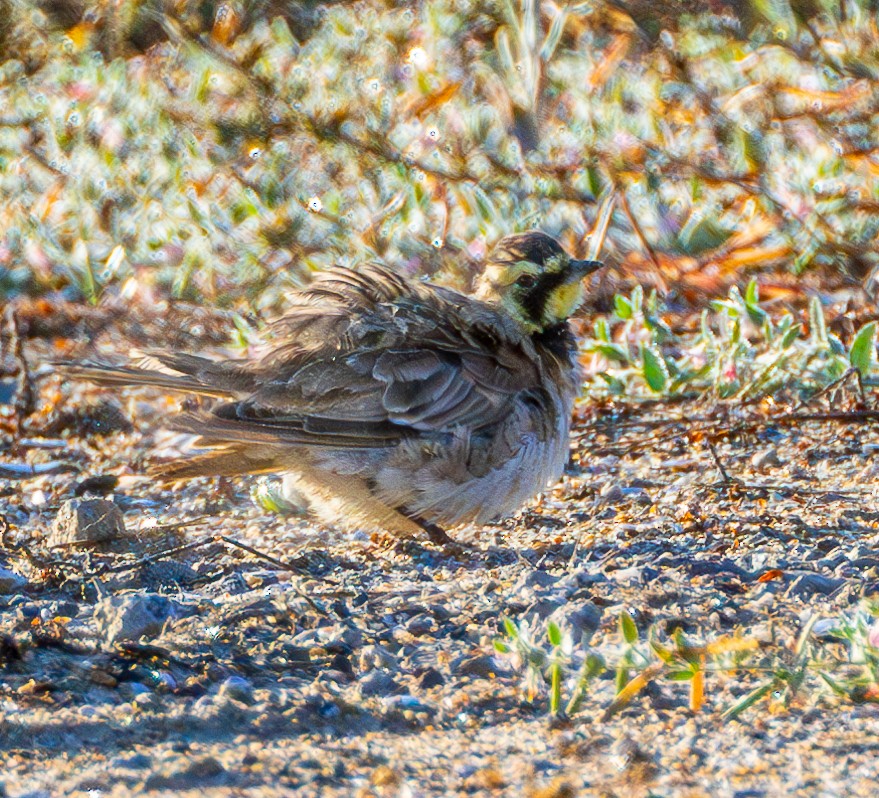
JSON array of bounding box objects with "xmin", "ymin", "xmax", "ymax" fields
[{"xmin": 516, "ymin": 274, "xmax": 537, "ymax": 289}]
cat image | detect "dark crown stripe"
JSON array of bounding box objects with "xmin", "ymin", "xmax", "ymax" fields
[{"xmin": 494, "ymin": 231, "xmax": 566, "ymax": 268}]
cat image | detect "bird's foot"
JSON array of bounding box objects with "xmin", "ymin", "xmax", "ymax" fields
[
  {"xmin": 419, "ymin": 521, "xmax": 474, "ymax": 558},
  {"xmin": 422, "ymin": 522, "xmax": 455, "ymax": 546},
  {"xmin": 369, "ymin": 526, "xmax": 470, "ymax": 560}
]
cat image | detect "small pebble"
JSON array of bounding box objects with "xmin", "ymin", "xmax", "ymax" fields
[
  {"xmin": 0, "ymin": 568, "xmax": 26, "ymax": 594},
  {"xmin": 94, "ymin": 593, "xmax": 179, "ymax": 644},
  {"xmin": 144, "ymin": 757, "xmax": 226, "ymax": 790},
  {"xmin": 455, "ymin": 654, "xmax": 508, "ymax": 679},
  {"xmin": 406, "ymin": 614, "xmax": 437, "ymax": 636},
  {"xmin": 218, "ymin": 676, "xmax": 254, "ymax": 704},
  {"xmin": 49, "ymin": 498, "xmax": 128, "ymax": 551},
  {"xmin": 417, "ymin": 668, "xmax": 445, "ymax": 689},
  {"xmin": 358, "ymin": 644, "xmax": 398, "ymax": 672},
  {"xmin": 751, "ymin": 447, "xmax": 782, "ymax": 470},
  {"xmin": 358, "ymin": 669, "xmax": 400, "ymax": 697}
]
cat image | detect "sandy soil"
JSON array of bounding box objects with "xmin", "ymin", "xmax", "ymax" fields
[{"xmin": 2, "ymin": 313, "xmax": 879, "ymax": 797}]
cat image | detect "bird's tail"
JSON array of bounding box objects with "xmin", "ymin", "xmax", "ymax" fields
[
  {"xmin": 148, "ymin": 447, "xmax": 282, "ymax": 480},
  {"xmin": 55, "ymin": 360, "xmax": 237, "ymax": 399},
  {"xmin": 58, "ymin": 359, "xmax": 293, "ymax": 481}
]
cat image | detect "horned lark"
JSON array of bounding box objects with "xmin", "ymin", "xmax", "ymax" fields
[{"xmin": 65, "ymin": 232, "xmax": 603, "ymax": 543}]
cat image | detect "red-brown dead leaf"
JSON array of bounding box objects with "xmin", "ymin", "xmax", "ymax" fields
[{"xmin": 405, "ymin": 82, "xmax": 462, "ymax": 118}]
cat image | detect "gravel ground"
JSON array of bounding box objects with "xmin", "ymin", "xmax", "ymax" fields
[{"xmin": 2, "ymin": 313, "xmax": 879, "ymax": 797}]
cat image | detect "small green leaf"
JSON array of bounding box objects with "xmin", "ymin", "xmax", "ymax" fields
[
  {"xmin": 584, "ymin": 166, "xmax": 604, "ymax": 197},
  {"xmin": 620, "ymin": 611, "xmax": 638, "ymax": 645},
  {"xmin": 745, "ymin": 278, "xmax": 759, "ymax": 306},
  {"xmin": 710, "ymin": 299, "xmax": 737, "ymax": 317},
  {"xmin": 187, "ymin": 197, "xmax": 207, "ymax": 228},
  {"xmin": 631, "ymin": 285, "xmax": 643, "ymax": 314},
  {"xmin": 614, "ymin": 294, "xmax": 632, "ymax": 320},
  {"xmin": 722, "ymin": 680, "xmax": 776, "ymax": 721},
  {"xmin": 641, "ymin": 345, "xmax": 669, "ymax": 393},
  {"xmin": 585, "ymin": 653, "xmax": 605, "ymax": 677},
  {"xmin": 473, "ymin": 187, "xmax": 496, "ymax": 221},
  {"xmin": 589, "ymin": 342, "xmax": 630, "ymax": 364},
  {"xmin": 416, "ymin": 71, "xmax": 432, "ymax": 94},
  {"xmin": 793, "ymin": 242, "xmax": 819, "ymax": 274},
  {"xmin": 730, "ymin": 317, "xmax": 742, "ymax": 345},
  {"xmin": 743, "ymin": 128, "xmax": 765, "ymax": 167},
  {"xmin": 547, "ymin": 621, "xmax": 562, "ymax": 648},
  {"xmin": 650, "ymin": 640, "xmax": 675, "ymax": 664},
  {"xmin": 849, "ymin": 322, "xmax": 876, "ymax": 376},
  {"xmin": 677, "ymin": 214, "xmax": 733, "ymax": 256},
  {"xmin": 818, "ymin": 672, "xmax": 849, "ymax": 697},
  {"xmin": 794, "ymin": 614, "xmax": 820, "ymax": 660},
  {"xmin": 781, "ymin": 322, "xmax": 801, "ymax": 349},
  {"xmin": 809, "ymin": 296, "xmax": 828, "ymax": 345},
  {"xmin": 745, "ymin": 301, "xmax": 768, "ymax": 327}
]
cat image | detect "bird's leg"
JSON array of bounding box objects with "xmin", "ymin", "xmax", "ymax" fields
[
  {"xmin": 397, "ymin": 507, "xmax": 465, "ymax": 550},
  {"xmin": 418, "ymin": 519, "xmax": 456, "ymax": 546},
  {"xmin": 368, "ymin": 506, "xmax": 470, "ymax": 556}
]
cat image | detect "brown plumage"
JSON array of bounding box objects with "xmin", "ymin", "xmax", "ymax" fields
[{"xmin": 62, "ymin": 231, "xmax": 603, "ymax": 542}]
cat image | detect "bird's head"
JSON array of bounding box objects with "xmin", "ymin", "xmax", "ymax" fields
[{"xmin": 474, "ymin": 231, "xmax": 604, "ymax": 334}]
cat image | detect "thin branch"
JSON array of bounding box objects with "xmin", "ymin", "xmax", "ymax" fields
[
  {"xmin": 706, "ymin": 439, "xmax": 735, "ymax": 485},
  {"xmin": 617, "ymin": 186, "xmax": 668, "ymax": 293},
  {"xmin": 791, "ymin": 366, "xmax": 865, "ymax": 412}
]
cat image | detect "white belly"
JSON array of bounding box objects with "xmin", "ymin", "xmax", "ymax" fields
[{"xmin": 376, "ymin": 396, "xmax": 574, "ymax": 527}]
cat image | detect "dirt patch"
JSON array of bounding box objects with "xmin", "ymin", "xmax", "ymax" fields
[{"xmin": 2, "ymin": 332, "xmax": 879, "ymax": 797}]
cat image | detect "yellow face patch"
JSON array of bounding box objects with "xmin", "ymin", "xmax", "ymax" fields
[
  {"xmin": 474, "ymin": 251, "xmax": 584, "ymax": 334},
  {"xmin": 543, "ymin": 281, "xmax": 584, "ymax": 324}
]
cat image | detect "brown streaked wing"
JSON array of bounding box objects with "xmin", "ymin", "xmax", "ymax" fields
[{"xmin": 199, "ymin": 263, "xmax": 543, "ymax": 443}]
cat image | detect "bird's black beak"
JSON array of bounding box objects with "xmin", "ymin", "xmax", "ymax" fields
[{"xmin": 569, "ymin": 258, "xmax": 605, "ymax": 278}]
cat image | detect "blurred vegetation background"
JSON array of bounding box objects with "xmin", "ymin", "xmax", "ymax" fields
[{"xmin": 4, "ymin": 0, "xmax": 879, "ymax": 311}]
